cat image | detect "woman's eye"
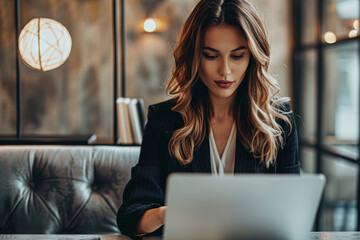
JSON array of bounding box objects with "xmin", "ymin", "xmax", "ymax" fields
[
  {"xmin": 231, "ymin": 54, "xmax": 245, "ymax": 60},
  {"xmin": 203, "ymin": 53, "xmax": 218, "ymax": 60}
]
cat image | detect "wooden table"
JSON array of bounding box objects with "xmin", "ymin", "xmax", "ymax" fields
[{"xmin": 0, "ymin": 232, "xmax": 359, "ymax": 240}]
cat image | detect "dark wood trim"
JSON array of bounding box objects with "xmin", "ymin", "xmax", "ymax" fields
[{"xmin": 0, "ymin": 136, "xmax": 94, "ymax": 145}]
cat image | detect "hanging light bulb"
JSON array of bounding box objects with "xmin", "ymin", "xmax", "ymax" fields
[
  {"xmin": 18, "ymin": 18, "xmax": 72, "ymax": 71},
  {"xmin": 143, "ymin": 18, "xmax": 157, "ymax": 33},
  {"xmin": 137, "ymin": 17, "xmax": 168, "ymax": 33}
]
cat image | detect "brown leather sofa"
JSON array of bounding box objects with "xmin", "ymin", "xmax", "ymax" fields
[{"xmin": 0, "ymin": 146, "xmax": 140, "ymax": 234}]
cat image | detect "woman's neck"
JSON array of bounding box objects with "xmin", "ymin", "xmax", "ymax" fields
[{"xmin": 209, "ymin": 95, "xmax": 235, "ymax": 121}]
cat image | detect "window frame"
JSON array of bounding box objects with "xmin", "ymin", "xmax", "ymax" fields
[
  {"xmin": 0, "ymin": 0, "xmax": 128, "ymax": 146},
  {"xmin": 293, "ymin": 0, "xmax": 360, "ymax": 231}
]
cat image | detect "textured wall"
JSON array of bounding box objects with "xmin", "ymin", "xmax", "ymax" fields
[
  {"xmin": 125, "ymin": 0, "xmax": 197, "ymax": 109},
  {"xmin": 0, "ymin": 0, "xmax": 17, "ymax": 135}
]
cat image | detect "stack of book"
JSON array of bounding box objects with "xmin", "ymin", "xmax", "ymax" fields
[{"xmin": 116, "ymin": 98, "xmax": 146, "ymax": 145}]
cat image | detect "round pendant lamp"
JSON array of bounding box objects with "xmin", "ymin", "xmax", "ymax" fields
[{"xmin": 18, "ymin": 18, "xmax": 72, "ymax": 71}]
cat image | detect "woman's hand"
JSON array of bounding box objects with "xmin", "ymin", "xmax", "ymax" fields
[
  {"xmin": 135, "ymin": 206, "xmax": 167, "ymax": 235},
  {"xmin": 158, "ymin": 206, "xmax": 167, "ymax": 224}
]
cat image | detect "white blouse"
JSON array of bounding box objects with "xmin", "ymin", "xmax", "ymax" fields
[{"xmin": 209, "ymin": 122, "xmax": 237, "ymax": 176}]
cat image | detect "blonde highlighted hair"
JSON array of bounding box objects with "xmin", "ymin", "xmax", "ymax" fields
[{"xmin": 166, "ymin": 0, "xmax": 292, "ymax": 168}]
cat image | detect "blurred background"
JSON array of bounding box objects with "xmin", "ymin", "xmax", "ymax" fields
[{"xmin": 0, "ymin": 0, "xmax": 359, "ymax": 232}]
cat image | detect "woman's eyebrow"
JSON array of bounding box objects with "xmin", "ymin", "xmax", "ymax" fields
[
  {"xmin": 202, "ymin": 46, "xmax": 247, "ymax": 52},
  {"xmin": 231, "ymin": 46, "xmax": 247, "ymax": 52},
  {"xmin": 202, "ymin": 46, "xmax": 219, "ymax": 52}
]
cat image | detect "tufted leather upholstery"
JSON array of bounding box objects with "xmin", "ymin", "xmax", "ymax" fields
[{"xmin": 0, "ymin": 146, "xmax": 140, "ymax": 234}]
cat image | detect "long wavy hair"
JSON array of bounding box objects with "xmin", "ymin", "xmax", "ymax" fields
[{"xmin": 166, "ymin": 0, "xmax": 292, "ymax": 168}]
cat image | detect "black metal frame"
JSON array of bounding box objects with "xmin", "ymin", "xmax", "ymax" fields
[
  {"xmin": 293, "ymin": 0, "xmax": 360, "ymax": 231},
  {"xmin": 15, "ymin": 0, "xmax": 21, "ymax": 140},
  {"xmin": 113, "ymin": 0, "xmax": 119, "ymax": 144},
  {"xmin": 0, "ymin": 0, "xmax": 125, "ymax": 145}
]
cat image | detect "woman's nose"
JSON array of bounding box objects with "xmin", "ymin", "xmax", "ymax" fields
[{"xmin": 218, "ymin": 58, "xmax": 231, "ymax": 78}]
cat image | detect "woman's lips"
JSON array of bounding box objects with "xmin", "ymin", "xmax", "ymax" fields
[{"xmin": 214, "ymin": 80, "xmax": 234, "ymax": 88}]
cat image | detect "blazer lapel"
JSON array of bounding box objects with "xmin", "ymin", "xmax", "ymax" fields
[
  {"xmin": 192, "ymin": 131, "xmax": 211, "ymax": 173},
  {"xmin": 234, "ymin": 133, "xmax": 256, "ymax": 173}
]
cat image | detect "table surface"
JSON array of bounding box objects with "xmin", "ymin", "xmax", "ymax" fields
[{"xmin": 0, "ymin": 233, "xmax": 360, "ymax": 240}]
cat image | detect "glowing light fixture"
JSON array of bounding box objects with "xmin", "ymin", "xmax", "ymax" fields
[
  {"xmin": 354, "ymin": 20, "xmax": 359, "ymax": 31},
  {"xmin": 349, "ymin": 30, "xmax": 358, "ymax": 38},
  {"xmin": 138, "ymin": 17, "xmax": 168, "ymax": 33},
  {"xmin": 18, "ymin": 18, "xmax": 72, "ymax": 71},
  {"xmin": 324, "ymin": 31, "xmax": 337, "ymax": 44},
  {"xmin": 144, "ymin": 18, "xmax": 157, "ymax": 33}
]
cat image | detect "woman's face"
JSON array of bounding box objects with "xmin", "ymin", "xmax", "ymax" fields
[{"xmin": 199, "ymin": 24, "xmax": 250, "ymax": 102}]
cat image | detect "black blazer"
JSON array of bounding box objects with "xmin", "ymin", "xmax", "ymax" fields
[{"xmin": 117, "ymin": 99, "xmax": 300, "ymax": 238}]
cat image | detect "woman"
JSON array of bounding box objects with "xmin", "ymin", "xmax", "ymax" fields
[{"xmin": 117, "ymin": 0, "xmax": 300, "ymax": 238}]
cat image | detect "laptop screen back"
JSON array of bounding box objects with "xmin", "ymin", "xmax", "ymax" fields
[{"xmin": 164, "ymin": 174, "xmax": 326, "ymax": 240}]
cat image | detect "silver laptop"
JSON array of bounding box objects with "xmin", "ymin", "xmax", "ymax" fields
[{"xmin": 164, "ymin": 174, "xmax": 326, "ymax": 240}]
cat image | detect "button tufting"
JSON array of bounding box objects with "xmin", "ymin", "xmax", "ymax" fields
[{"xmin": 29, "ymin": 181, "xmax": 35, "ymax": 189}]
